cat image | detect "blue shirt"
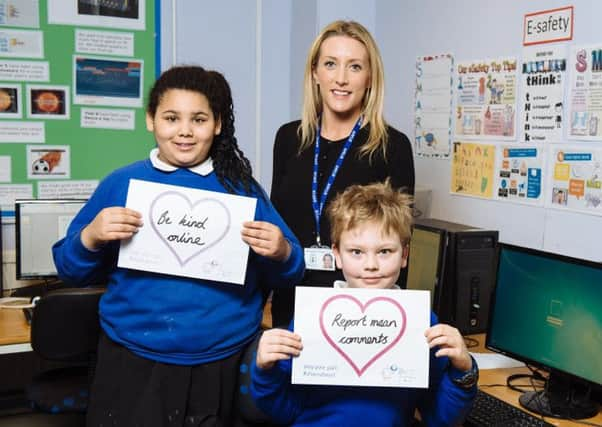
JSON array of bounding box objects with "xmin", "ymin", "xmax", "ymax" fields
[{"xmin": 53, "ymin": 156, "xmax": 304, "ymax": 365}]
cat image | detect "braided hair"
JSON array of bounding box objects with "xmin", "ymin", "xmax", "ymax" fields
[{"xmin": 147, "ymin": 65, "xmax": 257, "ymax": 195}]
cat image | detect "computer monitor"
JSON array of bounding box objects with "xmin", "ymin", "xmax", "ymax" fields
[
  {"xmin": 15, "ymin": 199, "xmax": 87, "ymax": 280},
  {"xmin": 486, "ymin": 243, "xmax": 601, "ymax": 419},
  {"xmin": 406, "ymin": 226, "xmax": 446, "ymax": 309}
]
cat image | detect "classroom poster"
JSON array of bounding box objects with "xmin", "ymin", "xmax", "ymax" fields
[
  {"xmin": 451, "ymin": 142, "xmax": 496, "ymax": 199},
  {"xmin": 292, "ymin": 287, "xmax": 430, "ymax": 388},
  {"xmin": 414, "ymin": 53, "xmax": 453, "ymax": 158},
  {"xmin": 521, "ymin": 45, "xmax": 567, "ymax": 143},
  {"xmin": 495, "ymin": 145, "xmax": 544, "ymax": 205},
  {"xmin": 568, "ymin": 45, "xmax": 602, "ymax": 140},
  {"xmin": 455, "ymin": 58, "xmax": 518, "ymax": 140},
  {"xmin": 0, "ymin": 1, "xmax": 40, "ymax": 28},
  {"xmin": 548, "ymin": 147, "xmax": 602, "ymax": 215}
]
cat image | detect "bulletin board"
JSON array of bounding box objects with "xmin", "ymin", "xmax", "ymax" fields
[{"xmin": 0, "ymin": 0, "xmax": 160, "ymax": 216}]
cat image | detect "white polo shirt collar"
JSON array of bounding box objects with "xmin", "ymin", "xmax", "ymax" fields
[{"xmin": 149, "ymin": 148, "xmax": 214, "ymax": 176}]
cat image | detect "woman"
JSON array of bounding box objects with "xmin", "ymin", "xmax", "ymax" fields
[{"xmin": 270, "ymin": 20, "xmax": 415, "ymax": 327}]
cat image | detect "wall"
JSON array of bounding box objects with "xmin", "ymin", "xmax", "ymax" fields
[
  {"xmin": 161, "ymin": 0, "xmax": 602, "ymax": 263},
  {"xmin": 5, "ymin": 1, "xmax": 600, "ymax": 293},
  {"xmin": 168, "ymin": 0, "xmax": 379, "ymax": 192},
  {"xmin": 376, "ymin": 0, "xmax": 602, "ymax": 262}
]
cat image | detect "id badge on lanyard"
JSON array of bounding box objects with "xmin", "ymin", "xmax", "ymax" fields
[{"xmin": 304, "ymin": 116, "xmax": 362, "ymax": 272}]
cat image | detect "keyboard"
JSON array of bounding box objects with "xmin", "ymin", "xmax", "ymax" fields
[{"xmin": 464, "ymin": 390, "xmax": 555, "ymax": 427}]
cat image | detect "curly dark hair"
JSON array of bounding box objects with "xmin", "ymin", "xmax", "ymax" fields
[{"xmin": 147, "ymin": 65, "xmax": 257, "ymax": 195}]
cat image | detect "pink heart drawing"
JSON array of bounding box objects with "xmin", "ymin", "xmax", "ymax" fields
[
  {"xmin": 319, "ymin": 295, "xmax": 407, "ymax": 377},
  {"xmin": 150, "ymin": 191, "xmax": 231, "ymax": 266}
]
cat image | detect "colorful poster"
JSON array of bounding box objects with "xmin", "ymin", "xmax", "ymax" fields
[
  {"xmin": 0, "ymin": 29, "xmax": 43, "ymax": 58},
  {"xmin": 0, "ymin": 0, "xmax": 40, "ymax": 28},
  {"xmin": 548, "ymin": 147, "xmax": 602, "ymax": 215},
  {"xmin": 455, "ymin": 58, "xmax": 518, "ymax": 140},
  {"xmin": 451, "ymin": 142, "xmax": 496, "ymax": 198},
  {"xmin": 47, "ymin": 0, "xmax": 145, "ymax": 31},
  {"xmin": 26, "ymin": 145, "xmax": 70, "ymax": 179},
  {"xmin": 521, "ymin": 46, "xmax": 567, "ymax": 143},
  {"xmin": 73, "ymin": 55, "xmax": 143, "ymax": 107},
  {"xmin": 414, "ymin": 53, "xmax": 453, "ymax": 158},
  {"xmin": 495, "ymin": 146, "xmax": 544, "ymax": 205},
  {"xmin": 568, "ymin": 45, "xmax": 602, "ymax": 140}
]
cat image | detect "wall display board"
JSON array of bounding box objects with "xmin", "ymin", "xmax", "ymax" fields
[{"xmin": 0, "ymin": 0, "xmax": 159, "ymax": 218}]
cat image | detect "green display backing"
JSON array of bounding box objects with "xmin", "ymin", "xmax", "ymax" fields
[{"xmin": 0, "ymin": 1, "xmax": 159, "ymax": 195}]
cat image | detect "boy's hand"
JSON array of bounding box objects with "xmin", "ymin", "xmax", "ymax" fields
[
  {"xmin": 424, "ymin": 323, "xmax": 472, "ymax": 372},
  {"xmin": 81, "ymin": 207, "xmax": 143, "ymax": 251},
  {"xmin": 241, "ymin": 221, "xmax": 291, "ymax": 262},
  {"xmin": 256, "ymin": 328, "xmax": 303, "ymax": 370}
]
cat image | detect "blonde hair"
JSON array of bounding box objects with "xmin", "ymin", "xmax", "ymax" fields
[
  {"xmin": 327, "ymin": 181, "xmax": 413, "ymax": 247},
  {"xmin": 298, "ymin": 20, "xmax": 388, "ymax": 161}
]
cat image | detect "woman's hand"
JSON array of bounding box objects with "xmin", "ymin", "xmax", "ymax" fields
[
  {"xmin": 241, "ymin": 221, "xmax": 291, "ymax": 261},
  {"xmin": 80, "ymin": 207, "xmax": 143, "ymax": 251}
]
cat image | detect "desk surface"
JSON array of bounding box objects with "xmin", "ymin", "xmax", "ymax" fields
[{"xmin": 470, "ymin": 333, "xmax": 601, "ymax": 427}]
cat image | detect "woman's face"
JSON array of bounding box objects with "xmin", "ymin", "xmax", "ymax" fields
[
  {"xmin": 313, "ymin": 35, "xmax": 371, "ymax": 122},
  {"xmin": 146, "ymin": 89, "xmax": 221, "ymax": 168}
]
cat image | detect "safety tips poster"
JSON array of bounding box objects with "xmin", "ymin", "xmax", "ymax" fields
[
  {"xmin": 549, "ymin": 148, "xmax": 602, "ymax": 214},
  {"xmin": 495, "ymin": 146, "xmax": 544, "ymax": 205},
  {"xmin": 568, "ymin": 45, "xmax": 602, "ymax": 141},
  {"xmin": 521, "ymin": 45, "xmax": 567, "ymax": 143},
  {"xmin": 455, "ymin": 58, "xmax": 518, "ymax": 140},
  {"xmin": 451, "ymin": 142, "xmax": 496, "ymax": 199},
  {"xmin": 415, "ymin": 53, "xmax": 453, "ymax": 158}
]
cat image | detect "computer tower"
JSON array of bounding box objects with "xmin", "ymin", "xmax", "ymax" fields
[{"xmin": 412, "ymin": 218, "xmax": 498, "ymax": 335}]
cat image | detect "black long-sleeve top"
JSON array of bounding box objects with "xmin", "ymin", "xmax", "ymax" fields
[{"xmin": 269, "ymin": 120, "xmax": 415, "ymax": 326}]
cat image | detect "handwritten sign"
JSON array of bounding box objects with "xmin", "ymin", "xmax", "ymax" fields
[
  {"xmin": 292, "ymin": 287, "xmax": 430, "ymax": 388},
  {"xmin": 118, "ymin": 179, "xmax": 257, "ymax": 284}
]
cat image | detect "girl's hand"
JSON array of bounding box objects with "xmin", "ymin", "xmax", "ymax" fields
[
  {"xmin": 81, "ymin": 207, "xmax": 143, "ymax": 251},
  {"xmin": 241, "ymin": 221, "xmax": 291, "ymax": 261},
  {"xmin": 256, "ymin": 328, "xmax": 303, "ymax": 370}
]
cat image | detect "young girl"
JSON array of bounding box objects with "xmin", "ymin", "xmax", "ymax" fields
[
  {"xmin": 252, "ymin": 182, "xmax": 477, "ymax": 426},
  {"xmin": 270, "ymin": 20, "xmax": 415, "ymax": 327},
  {"xmin": 52, "ymin": 65, "xmax": 304, "ymax": 426}
]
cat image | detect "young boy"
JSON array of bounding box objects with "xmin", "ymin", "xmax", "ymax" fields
[{"xmin": 251, "ymin": 181, "xmax": 477, "ymax": 426}]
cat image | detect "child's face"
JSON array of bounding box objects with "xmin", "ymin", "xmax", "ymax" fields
[
  {"xmin": 333, "ymin": 220, "xmax": 408, "ymax": 289},
  {"xmin": 146, "ymin": 89, "xmax": 221, "ymax": 168}
]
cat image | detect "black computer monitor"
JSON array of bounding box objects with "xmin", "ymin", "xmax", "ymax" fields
[
  {"xmin": 406, "ymin": 226, "xmax": 446, "ymax": 310},
  {"xmin": 15, "ymin": 199, "xmax": 87, "ymax": 280},
  {"xmin": 486, "ymin": 243, "xmax": 601, "ymax": 419}
]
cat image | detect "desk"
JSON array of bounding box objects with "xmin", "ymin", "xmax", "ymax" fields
[
  {"xmin": 470, "ymin": 334, "xmax": 602, "ymax": 427},
  {"xmin": 0, "ymin": 308, "xmax": 32, "ymax": 354}
]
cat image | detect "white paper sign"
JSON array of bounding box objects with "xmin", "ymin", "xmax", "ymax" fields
[
  {"xmin": 118, "ymin": 179, "xmax": 257, "ymax": 284},
  {"xmin": 0, "ymin": 121, "xmax": 44, "ymax": 143},
  {"xmin": 75, "ymin": 29, "xmax": 134, "ymax": 57},
  {"xmin": 80, "ymin": 107, "xmax": 135, "ymax": 130},
  {"xmin": 292, "ymin": 287, "xmax": 430, "ymax": 388}
]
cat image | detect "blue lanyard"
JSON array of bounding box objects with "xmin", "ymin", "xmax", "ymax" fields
[{"xmin": 312, "ymin": 116, "xmax": 363, "ymax": 246}]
